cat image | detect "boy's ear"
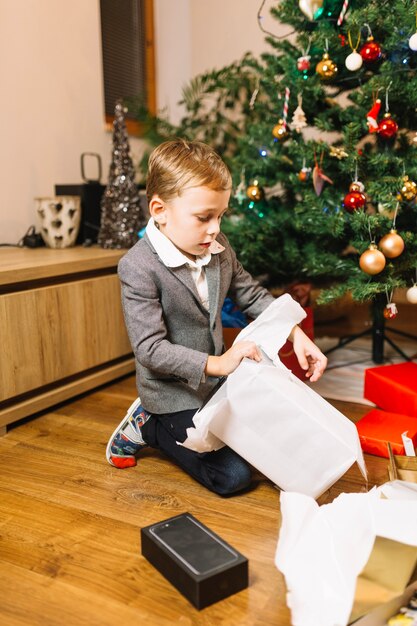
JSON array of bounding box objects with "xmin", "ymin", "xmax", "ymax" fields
[{"xmin": 148, "ymin": 195, "xmax": 167, "ymax": 226}]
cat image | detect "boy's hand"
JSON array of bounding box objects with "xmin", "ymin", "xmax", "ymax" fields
[
  {"xmin": 205, "ymin": 341, "xmax": 262, "ymax": 377},
  {"xmin": 289, "ymin": 325, "xmax": 327, "ymax": 382}
]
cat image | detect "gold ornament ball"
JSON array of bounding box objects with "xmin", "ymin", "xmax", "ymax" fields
[
  {"xmin": 398, "ymin": 176, "xmax": 417, "ymax": 202},
  {"xmin": 272, "ymin": 119, "xmax": 289, "ymax": 141},
  {"xmin": 406, "ymin": 284, "xmax": 417, "ymax": 304},
  {"xmin": 378, "ymin": 229, "xmax": 405, "ymax": 258},
  {"xmin": 316, "ymin": 53, "xmax": 338, "ymax": 80},
  {"xmin": 246, "ymin": 181, "xmax": 264, "ymax": 202},
  {"xmin": 359, "ymin": 244, "xmax": 386, "ymax": 275}
]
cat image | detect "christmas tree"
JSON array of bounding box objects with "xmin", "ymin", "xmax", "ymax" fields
[
  {"xmin": 134, "ymin": 0, "xmax": 417, "ymax": 361},
  {"xmin": 98, "ymin": 100, "xmax": 144, "ymax": 249}
]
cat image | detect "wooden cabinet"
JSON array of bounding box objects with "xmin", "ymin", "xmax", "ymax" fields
[{"xmin": 0, "ymin": 247, "xmax": 135, "ymax": 432}]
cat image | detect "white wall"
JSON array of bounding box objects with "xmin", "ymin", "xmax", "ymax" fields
[{"xmin": 0, "ymin": 0, "xmax": 275, "ymax": 244}]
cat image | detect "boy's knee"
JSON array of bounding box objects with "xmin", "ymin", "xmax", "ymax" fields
[{"xmin": 216, "ymin": 459, "xmax": 252, "ymax": 496}]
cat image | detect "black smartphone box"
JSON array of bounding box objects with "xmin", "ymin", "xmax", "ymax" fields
[{"xmin": 141, "ymin": 512, "xmax": 248, "ymax": 609}]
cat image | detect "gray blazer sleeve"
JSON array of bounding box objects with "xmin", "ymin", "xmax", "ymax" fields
[{"xmin": 119, "ymin": 252, "xmax": 208, "ymax": 391}]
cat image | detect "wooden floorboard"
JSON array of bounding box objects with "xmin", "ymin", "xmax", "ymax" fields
[{"xmin": 1, "ymin": 304, "xmax": 416, "ymax": 625}]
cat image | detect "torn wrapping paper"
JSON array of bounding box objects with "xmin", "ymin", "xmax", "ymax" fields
[
  {"xmin": 181, "ymin": 294, "xmax": 366, "ymax": 498},
  {"xmin": 276, "ymin": 481, "xmax": 417, "ymax": 626}
]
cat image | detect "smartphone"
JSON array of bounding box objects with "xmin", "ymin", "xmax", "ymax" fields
[{"xmin": 149, "ymin": 514, "xmax": 240, "ymax": 576}]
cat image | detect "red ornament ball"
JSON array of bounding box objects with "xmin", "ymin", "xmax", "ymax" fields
[
  {"xmin": 343, "ymin": 191, "xmax": 366, "ymax": 212},
  {"xmin": 378, "ymin": 114, "xmax": 398, "ymax": 139},
  {"xmin": 360, "ymin": 37, "xmax": 382, "ymax": 63}
]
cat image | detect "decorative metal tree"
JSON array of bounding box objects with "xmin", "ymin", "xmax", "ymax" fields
[{"xmin": 98, "ymin": 100, "xmax": 143, "ymax": 249}]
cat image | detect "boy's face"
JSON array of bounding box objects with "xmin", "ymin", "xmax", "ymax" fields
[{"xmin": 150, "ymin": 185, "xmax": 231, "ymax": 260}]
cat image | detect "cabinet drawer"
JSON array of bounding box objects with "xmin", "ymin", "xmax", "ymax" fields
[{"xmin": 0, "ymin": 275, "xmax": 132, "ymax": 402}]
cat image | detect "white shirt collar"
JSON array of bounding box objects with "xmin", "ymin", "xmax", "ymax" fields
[{"xmin": 145, "ymin": 217, "xmax": 224, "ymax": 268}]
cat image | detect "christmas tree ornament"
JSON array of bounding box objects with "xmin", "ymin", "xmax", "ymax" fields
[
  {"xmin": 312, "ymin": 151, "xmax": 333, "ymax": 196},
  {"xmin": 337, "ymin": 0, "xmax": 350, "ymax": 26},
  {"xmin": 398, "ymin": 175, "xmax": 417, "ymax": 202},
  {"xmin": 298, "ymin": 167, "xmax": 312, "ymax": 182},
  {"xmin": 378, "ymin": 113, "xmax": 398, "ymax": 139},
  {"xmin": 98, "ymin": 100, "xmax": 144, "ymax": 249},
  {"xmin": 272, "ymin": 87, "xmax": 291, "ymax": 142},
  {"xmin": 297, "ymin": 38, "xmax": 311, "ymax": 72},
  {"xmin": 383, "ymin": 288, "xmax": 398, "ymax": 319},
  {"xmin": 249, "ymin": 78, "xmax": 260, "ymax": 110},
  {"xmin": 378, "ymin": 229, "xmax": 405, "ymax": 258},
  {"xmin": 360, "ymin": 25, "xmax": 382, "ymax": 64},
  {"xmin": 410, "ymin": 32, "xmax": 417, "ymax": 51},
  {"xmin": 234, "ymin": 169, "xmax": 247, "ymax": 205},
  {"xmin": 290, "ymin": 94, "xmax": 307, "ymax": 133},
  {"xmin": 345, "ymin": 30, "xmax": 363, "ymax": 72},
  {"xmin": 359, "ymin": 243, "xmax": 386, "ymax": 275},
  {"xmin": 297, "ymin": 55, "xmax": 311, "ymax": 71},
  {"xmin": 378, "ymin": 86, "xmax": 398, "ymax": 140},
  {"xmin": 272, "ymin": 119, "xmax": 289, "ymax": 141},
  {"xmin": 298, "ymin": 159, "xmax": 312, "ymax": 182},
  {"xmin": 246, "ymin": 179, "xmax": 264, "ymax": 202},
  {"xmin": 383, "ymin": 302, "xmax": 398, "ymax": 319},
  {"xmin": 406, "ymin": 284, "xmax": 417, "ymax": 303},
  {"xmin": 298, "ymin": 0, "xmax": 323, "ymax": 21},
  {"xmin": 343, "ymin": 181, "xmax": 366, "ymax": 212},
  {"xmin": 329, "ymin": 146, "xmax": 348, "ymax": 159},
  {"xmin": 316, "ymin": 52, "xmax": 338, "ymax": 80},
  {"xmin": 366, "ymin": 98, "xmax": 381, "ymax": 133}
]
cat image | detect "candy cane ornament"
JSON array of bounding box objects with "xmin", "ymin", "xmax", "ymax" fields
[
  {"xmin": 337, "ymin": 0, "xmax": 349, "ymax": 26},
  {"xmin": 282, "ymin": 87, "xmax": 290, "ymax": 131}
]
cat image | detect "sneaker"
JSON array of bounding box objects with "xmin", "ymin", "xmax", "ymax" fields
[{"xmin": 106, "ymin": 398, "xmax": 151, "ymax": 469}]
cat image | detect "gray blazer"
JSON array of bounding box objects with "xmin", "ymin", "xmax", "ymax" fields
[{"xmin": 118, "ymin": 231, "xmax": 274, "ymax": 414}]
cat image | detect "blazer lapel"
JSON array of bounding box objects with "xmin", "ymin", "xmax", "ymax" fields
[
  {"xmin": 168, "ymin": 265, "xmax": 201, "ymax": 302},
  {"xmin": 206, "ymin": 254, "xmax": 220, "ymax": 329}
]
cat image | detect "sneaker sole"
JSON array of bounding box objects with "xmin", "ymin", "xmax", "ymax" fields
[{"xmin": 106, "ymin": 397, "xmax": 144, "ymax": 467}]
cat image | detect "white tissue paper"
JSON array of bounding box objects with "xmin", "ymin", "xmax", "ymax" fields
[
  {"xmin": 180, "ymin": 294, "xmax": 366, "ymax": 498},
  {"xmin": 276, "ymin": 480, "xmax": 417, "ymax": 626}
]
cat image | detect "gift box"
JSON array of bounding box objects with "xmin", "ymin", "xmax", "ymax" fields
[
  {"xmin": 276, "ymin": 481, "xmax": 417, "ymax": 626},
  {"xmin": 278, "ymin": 305, "xmax": 314, "ymax": 380},
  {"xmin": 223, "ymin": 306, "xmax": 314, "ymax": 381},
  {"xmin": 388, "ymin": 443, "xmax": 417, "ymax": 483},
  {"xmin": 141, "ymin": 512, "xmax": 248, "ymax": 609},
  {"xmin": 364, "ymin": 362, "xmax": 417, "ymax": 418},
  {"xmin": 184, "ymin": 296, "xmax": 366, "ymax": 499},
  {"xmin": 356, "ymin": 408, "xmax": 417, "ymax": 458}
]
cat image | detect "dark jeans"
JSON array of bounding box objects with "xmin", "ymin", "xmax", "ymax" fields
[{"xmin": 141, "ymin": 408, "xmax": 252, "ymax": 496}]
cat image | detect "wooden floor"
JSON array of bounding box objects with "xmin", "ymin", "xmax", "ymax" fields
[{"xmin": 1, "ymin": 303, "xmax": 416, "ymax": 626}]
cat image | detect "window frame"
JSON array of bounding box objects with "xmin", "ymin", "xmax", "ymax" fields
[{"xmin": 102, "ymin": 0, "xmax": 156, "ymax": 136}]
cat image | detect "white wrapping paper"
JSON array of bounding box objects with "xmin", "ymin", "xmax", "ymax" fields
[
  {"xmin": 181, "ymin": 294, "xmax": 366, "ymax": 498},
  {"xmin": 276, "ymin": 481, "xmax": 417, "ymax": 626}
]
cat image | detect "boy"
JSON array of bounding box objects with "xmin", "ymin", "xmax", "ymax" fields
[{"xmin": 106, "ymin": 139, "xmax": 327, "ymax": 495}]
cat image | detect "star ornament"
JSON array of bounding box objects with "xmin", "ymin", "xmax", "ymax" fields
[{"xmin": 329, "ymin": 146, "xmax": 348, "ymax": 159}]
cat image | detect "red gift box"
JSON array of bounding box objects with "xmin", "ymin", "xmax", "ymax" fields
[
  {"xmin": 364, "ymin": 362, "xmax": 417, "ymax": 417},
  {"xmin": 356, "ymin": 408, "xmax": 417, "ymax": 458},
  {"xmin": 223, "ymin": 307, "xmax": 314, "ymax": 381},
  {"xmin": 278, "ymin": 306, "xmax": 314, "ymax": 380}
]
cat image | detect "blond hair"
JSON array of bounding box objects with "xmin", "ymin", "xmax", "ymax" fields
[{"xmin": 146, "ymin": 139, "xmax": 232, "ymax": 202}]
